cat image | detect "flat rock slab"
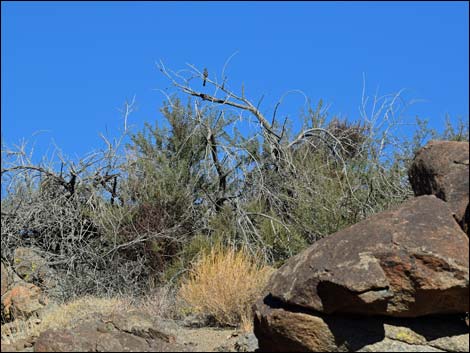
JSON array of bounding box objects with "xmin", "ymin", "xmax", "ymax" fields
[
  {"xmin": 264, "ymin": 195, "xmax": 469, "ymax": 317},
  {"xmin": 34, "ymin": 311, "xmax": 189, "ymax": 352},
  {"xmin": 254, "ymin": 298, "xmax": 469, "ymax": 352}
]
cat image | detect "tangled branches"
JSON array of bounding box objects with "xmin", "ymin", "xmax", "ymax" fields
[
  {"xmin": 1, "ymin": 61, "xmax": 418, "ymax": 299},
  {"xmin": 156, "ymin": 60, "xmax": 415, "ymax": 263}
]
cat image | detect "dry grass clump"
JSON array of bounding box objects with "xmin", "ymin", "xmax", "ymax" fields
[
  {"xmin": 1, "ymin": 296, "xmax": 131, "ymax": 344},
  {"xmin": 38, "ymin": 296, "xmax": 131, "ymax": 330},
  {"xmin": 178, "ymin": 246, "xmax": 275, "ymax": 331},
  {"xmin": 134, "ymin": 284, "xmax": 179, "ymax": 319},
  {"xmin": 1, "ymin": 291, "xmax": 183, "ymax": 346}
]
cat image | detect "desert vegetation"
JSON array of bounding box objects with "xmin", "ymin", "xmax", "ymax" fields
[
  {"xmin": 179, "ymin": 246, "xmax": 274, "ymax": 330},
  {"xmin": 1, "ymin": 62, "xmax": 468, "ymax": 332}
]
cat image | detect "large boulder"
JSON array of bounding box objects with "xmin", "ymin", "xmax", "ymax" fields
[
  {"xmin": 254, "ymin": 298, "xmax": 469, "ymax": 352},
  {"xmin": 408, "ymin": 140, "xmax": 469, "ymax": 234},
  {"xmin": 262, "ymin": 195, "xmax": 469, "ymax": 317},
  {"xmin": 34, "ymin": 311, "xmax": 188, "ymax": 352}
]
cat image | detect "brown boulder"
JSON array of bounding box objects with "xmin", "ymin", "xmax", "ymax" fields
[
  {"xmin": 254, "ymin": 298, "xmax": 469, "ymax": 352},
  {"xmin": 2, "ymin": 282, "xmax": 47, "ymax": 320},
  {"xmin": 408, "ymin": 140, "xmax": 469, "ymax": 234},
  {"xmin": 34, "ymin": 311, "xmax": 188, "ymax": 352},
  {"xmin": 34, "ymin": 326, "xmax": 151, "ymax": 352},
  {"xmin": 264, "ymin": 195, "xmax": 469, "ymax": 317}
]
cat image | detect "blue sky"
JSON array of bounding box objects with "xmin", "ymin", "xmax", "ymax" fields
[{"xmin": 2, "ymin": 1, "xmax": 469, "ymax": 161}]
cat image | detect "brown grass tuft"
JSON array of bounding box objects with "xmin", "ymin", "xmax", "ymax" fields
[
  {"xmin": 1, "ymin": 296, "xmax": 131, "ymax": 344},
  {"xmin": 178, "ymin": 245, "xmax": 274, "ymax": 331}
]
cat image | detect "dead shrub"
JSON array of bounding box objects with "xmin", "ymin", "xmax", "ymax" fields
[
  {"xmin": 118, "ymin": 201, "xmax": 177, "ymax": 274},
  {"xmin": 131, "ymin": 284, "xmax": 179, "ymax": 320}
]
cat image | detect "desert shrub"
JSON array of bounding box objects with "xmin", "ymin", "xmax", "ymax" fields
[
  {"xmin": 162, "ymin": 235, "xmax": 208, "ymax": 282},
  {"xmin": 135, "ymin": 284, "xmax": 180, "ymax": 319},
  {"xmin": 178, "ymin": 245, "xmax": 274, "ymax": 330},
  {"xmin": 102, "ymin": 99, "xmax": 228, "ymax": 278},
  {"xmin": 237, "ymin": 102, "xmax": 414, "ymax": 262},
  {"xmin": 242, "ymin": 200, "xmax": 307, "ymax": 265},
  {"xmin": 0, "ymin": 174, "xmax": 109, "ymax": 299},
  {"xmin": 441, "ymin": 115, "xmax": 469, "ymax": 142},
  {"xmin": 2, "ymin": 62, "xmax": 467, "ymax": 303}
]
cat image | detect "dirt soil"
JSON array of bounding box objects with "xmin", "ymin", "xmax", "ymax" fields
[{"xmin": 174, "ymin": 326, "xmax": 247, "ymax": 351}]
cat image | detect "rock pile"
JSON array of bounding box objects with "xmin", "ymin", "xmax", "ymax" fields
[
  {"xmin": 12, "ymin": 247, "xmax": 58, "ymax": 294},
  {"xmin": 254, "ymin": 140, "xmax": 469, "ymax": 352},
  {"xmin": 1, "ymin": 249, "xmax": 53, "ymax": 352},
  {"xmin": 408, "ymin": 140, "xmax": 469, "ymax": 235},
  {"xmin": 1, "ymin": 255, "xmax": 50, "ymax": 323}
]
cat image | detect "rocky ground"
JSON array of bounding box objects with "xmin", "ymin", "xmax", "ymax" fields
[{"xmin": 1, "ymin": 311, "xmax": 258, "ymax": 352}]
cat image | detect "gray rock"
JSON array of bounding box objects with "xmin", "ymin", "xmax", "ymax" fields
[
  {"xmin": 181, "ymin": 313, "xmax": 215, "ymax": 328},
  {"xmin": 357, "ymin": 338, "xmax": 444, "ymax": 352},
  {"xmin": 13, "ymin": 247, "xmax": 57, "ymax": 290},
  {"xmin": 233, "ymin": 333, "xmax": 258, "ymax": 352},
  {"xmin": 216, "ymin": 333, "xmax": 259, "ymax": 352}
]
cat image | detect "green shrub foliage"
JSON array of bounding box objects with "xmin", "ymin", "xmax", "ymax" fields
[{"xmin": 2, "ymin": 65, "xmax": 468, "ymax": 299}]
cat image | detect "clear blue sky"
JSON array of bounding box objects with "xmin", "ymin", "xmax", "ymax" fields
[{"xmin": 2, "ymin": 1, "xmax": 469, "ymax": 161}]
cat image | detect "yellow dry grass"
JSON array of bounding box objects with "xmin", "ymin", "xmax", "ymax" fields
[
  {"xmin": 178, "ymin": 245, "xmax": 274, "ymax": 331},
  {"xmin": 39, "ymin": 296, "xmax": 130, "ymax": 330},
  {"xmin": 1, "ymin": 296, "xmax": 130, "ymax": 344}
]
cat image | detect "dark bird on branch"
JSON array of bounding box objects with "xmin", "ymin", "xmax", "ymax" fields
[{"xmin": 203, "ymin": 68, "xmax": 208, "ymax": 86}]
